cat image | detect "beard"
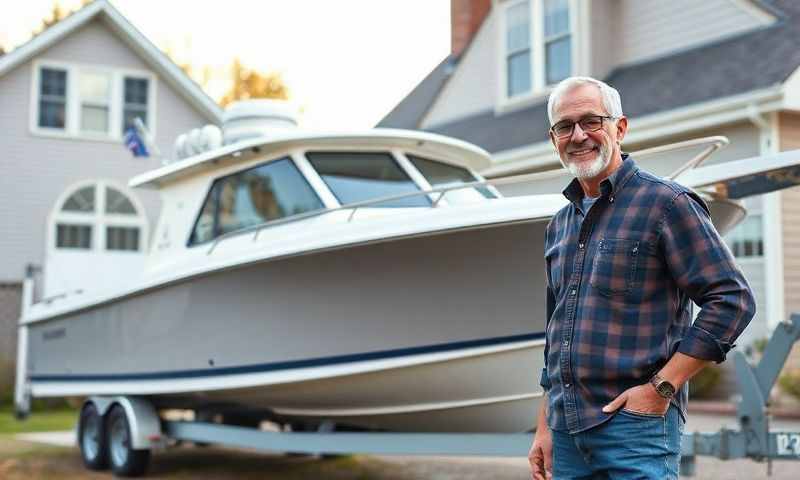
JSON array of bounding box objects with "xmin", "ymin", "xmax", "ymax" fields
[{"xmin": 560, "ymin": 140, "xmax": 613, "ymax": 179}]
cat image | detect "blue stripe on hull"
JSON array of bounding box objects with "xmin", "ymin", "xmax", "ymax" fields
[{"xmin": 30, "ymin": 332, "xmax": 545, "ymax": 382}]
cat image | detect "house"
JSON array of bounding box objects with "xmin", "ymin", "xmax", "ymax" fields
[
  {"xmin": 0, "ymin": 0, "xmax": 222, "ymax": 390},
  {"xmin": 381, "ymin": 0, "xmax": 800, "ymax": 370}
]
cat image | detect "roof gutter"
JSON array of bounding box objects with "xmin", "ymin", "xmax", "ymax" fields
[{"xmin": 483, "ymin": 85, "xmax": 785, "ymax": 178}]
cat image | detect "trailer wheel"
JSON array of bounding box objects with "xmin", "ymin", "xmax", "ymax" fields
[
  {"xmin": 106, "ymin": 405, "xmax": 151, "ymax": 477},
  {"xmin": 78, "ymin": 402, "xmax": 109, "ymax": 470}
]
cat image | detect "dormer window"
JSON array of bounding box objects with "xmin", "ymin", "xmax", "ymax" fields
[{"xmin": 501, "ymin": 0, "xmax": 573, "ymax": 102}]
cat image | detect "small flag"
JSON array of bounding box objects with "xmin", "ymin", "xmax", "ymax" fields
[{"xmin": 124, "ymin": 126, "xmax": 149, "ymax": 157}]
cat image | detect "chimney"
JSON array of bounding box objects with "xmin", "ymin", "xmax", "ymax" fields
[{"xmin": 451, "ymin": 0, "xmax": 491, "ymax": 59}]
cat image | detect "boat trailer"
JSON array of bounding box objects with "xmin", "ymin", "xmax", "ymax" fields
[
  {"xmin": 679, "ymin": 313, "xmax": 800, "ymax": 476},
  {"xmin": 23, "ymin": 314, "xmax": 796, "ymax": 477}
]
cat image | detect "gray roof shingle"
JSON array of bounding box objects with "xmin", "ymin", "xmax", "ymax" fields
[
  {"xmin": 381, "ymin": 0, "xmax": 799, "ymax": 154},
  {"xmin": 377, "ymin": 57, "xmax": 454, "ymax": 129}
]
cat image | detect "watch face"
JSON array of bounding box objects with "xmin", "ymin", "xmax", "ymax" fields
[{"xmin": 656, "ymin": 382, "xmax": 675, "ymax": 397}]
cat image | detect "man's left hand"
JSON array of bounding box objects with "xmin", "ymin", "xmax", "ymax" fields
[{"xmin": 601, "ymin": 383, "xmax": 670, "ymax": 415}]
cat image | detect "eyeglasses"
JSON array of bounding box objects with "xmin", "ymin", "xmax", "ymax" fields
[{"xmin": 550, "ymin": 115, "xmax": 617, "ymax": 138}]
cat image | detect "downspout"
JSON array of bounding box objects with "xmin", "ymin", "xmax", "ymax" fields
[{"xmin": 747, "ymin": 104, "xmax": 786, "ymax": 328}]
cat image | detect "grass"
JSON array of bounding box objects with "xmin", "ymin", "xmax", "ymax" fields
[
  {"xmin": 0, "ymin": 435, "xmax": 415, "ymax": 480},
  {"xmin": 0, "ymin": 406, "xmax": 77, "ymax": 434}
]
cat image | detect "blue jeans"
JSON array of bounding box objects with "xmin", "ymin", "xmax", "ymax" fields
[{"xmin": 551, "ymin": 404, "xmax": 684, "ymax": 479}]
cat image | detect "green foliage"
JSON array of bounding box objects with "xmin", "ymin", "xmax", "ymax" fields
[
  {"xmin": 689, "ymin": 364, "xmax": 723, "ymax": 399},
  {"xmin": 0, "ymin": 405, "xmax": 77, "ymax": 434},
  {"xmin": 778, "ymin": 369, "xmax": 800, "ymax": 401},
  {"xmin": 752, "ymin": 337, "xmax": 769, "ymax": 355}
]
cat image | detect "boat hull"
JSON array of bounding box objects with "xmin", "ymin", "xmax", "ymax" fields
[{"xmin": 27, "ymin": 220, "xmax": 548, "ymax": 432}]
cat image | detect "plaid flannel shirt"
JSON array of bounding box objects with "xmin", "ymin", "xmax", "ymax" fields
[{"xmin": 541, "ymin": 155, "xmax": 756, "ymax": 434}]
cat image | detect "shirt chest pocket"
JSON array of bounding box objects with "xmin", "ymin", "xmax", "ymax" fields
[{"xmin": 589, "ymin": 238, "xmax": 640, "ymax": 297}]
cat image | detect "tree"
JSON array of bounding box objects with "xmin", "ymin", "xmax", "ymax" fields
[
  {"xmin": 219, "ymin": 58, "xmax": 289, "ymax": 107},
  {"xmin": 33, "ymin": 2, "xmax": 69, "ymax": 36},
  {"xmin": 32, "ymin": 1, "xmax": 93, "ymax": 37}
]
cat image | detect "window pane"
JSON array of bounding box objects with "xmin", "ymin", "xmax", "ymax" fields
[
  {"xmin": 507, "ymin": 51, "xmax": 531, "ymax": 97},
  {"xmin": 57, "ymin": 224, "xmax": 92, "ymax": 249},
  {"xmin": 191, "ymin": 193, "xmax": 217, "ymax": 245},
  {"xmin": 724, "ymin": 215, "xmax": 763, "ymax": 259},
  {"xmin": 544, "ymin": 0, "xmax": 570, "ymax": 37},
  {"xmin": 41, "ymin": 68, "xmax": 66, "ymax": 96},
  {"xmin": 124, "ymin": 78, "xmax": 148, "ymax": 104},
  {"xmin": 62, "ymin": 186, "xmax": 95, "ymax": 212},
  {"xmin": 506, "ymin": 1, "xmax": 530, "ymax": 52},
  {"xmin": 189, "ymin": 157, "xmax": 325, "ymax": 244},
  {"xmin": 124, "ymin": 78, "xmax": 149, "ymax": 130},
  {"xmin": 407, "ymin": 154, "xmax": 495, "ymax": 199},
  {"xmin": 80, "ymin": 72, "xmax": 110, "ymax": 103},
  {"xmin": 106, "ymin": 226, "xmax": 140, "ymax": 251},
  {"xmin": 105, "ymin": 188, "xmax": 137, "ymax": 215},
  {"xmin": 81, "ymin": 105, "xmax": 109, "ymax": 132},
  {"xmin": 39, "ymin": 68, "xmax": 66, "ymax": 128},
  {"xmin": 546, "ymin": 36, "xmax": 571, "ymax": 85},
  {"xmin": 307, "ymin": 152, "xmax": 430, "ymax": 208},
  {"xmin": 39, "ymin": 100, "xmax": 65, "ymax": 128}
]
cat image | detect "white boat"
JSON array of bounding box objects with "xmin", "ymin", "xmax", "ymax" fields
[{"xmin": 15, "ymin": 103, "xmax": 800, "ymax": 434}]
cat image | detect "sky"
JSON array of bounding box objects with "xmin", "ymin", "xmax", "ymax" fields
[{"xmin": 0, "ymin": 0, "xmax": 450, "ymax": 129}]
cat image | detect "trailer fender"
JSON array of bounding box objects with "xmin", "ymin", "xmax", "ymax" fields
[{"xmin": 88, "ymin": 396, "xmax": 163, "ymax": 449}]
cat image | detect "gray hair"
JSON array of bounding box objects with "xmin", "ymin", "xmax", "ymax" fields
[{"xmin": 547, "ymin": 76, "xmax": 623, "ymax": 124}]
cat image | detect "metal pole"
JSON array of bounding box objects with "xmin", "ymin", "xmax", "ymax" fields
[{"xmin": 14, "ymin": 268, "xmax": 35, "ymax": 419}]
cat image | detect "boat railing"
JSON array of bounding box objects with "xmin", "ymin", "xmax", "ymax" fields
[
  {"xmin": 206, "ymin": 179, "xmax": 504, "ymax": 254},
  {"xmin": 206, "ymin": 135, "xmax": 729, "ymax": 255}
]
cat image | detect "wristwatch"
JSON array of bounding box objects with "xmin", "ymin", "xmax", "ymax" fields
[{"xmin": 649, "ymin": 374, "xmax": 676, "ymax": 399}]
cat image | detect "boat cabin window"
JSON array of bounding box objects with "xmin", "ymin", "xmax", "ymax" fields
[
  {"xmin": 306, "ymin": 152, "xmax": 431, "ymax": 207},
  {"xmin": 406, "ymin": 154, "xmax": 496, "ymax": 199},
  {"xmin": 189, "ymin": 157, "xmax": 325, "ymax": 245}
]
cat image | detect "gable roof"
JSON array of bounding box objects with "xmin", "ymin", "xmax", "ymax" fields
[
  {"xmin": 380, "ymin": 0, "xmax": 799, "ymax": 154},
  {"xmin": 378, "ymin": 57, "xmax": 454, "ymax": 129},
  {"xmin": 0, "ymin": 0, "xmax": 223, "ymax": 123}
]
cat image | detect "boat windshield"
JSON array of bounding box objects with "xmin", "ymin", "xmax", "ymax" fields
[
  {"xmin": 189, "ymin": 157, "xmax": 325, "ymax": 245},
  {"xmin": 406, "ymin": 154, "xmax": 496, "ymax": 199},
  {"xmin": 306, "ymin": 152, "xmax": 432, "ymax": 207}
]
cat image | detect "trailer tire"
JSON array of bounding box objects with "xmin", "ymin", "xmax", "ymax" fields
[
  {"xmin": 106, "ymin": 405, "xmax": 150, "ymax": 477},
  {"xmin": 78, "ymin": 402, "xmax": 109, "ymax": 470}
]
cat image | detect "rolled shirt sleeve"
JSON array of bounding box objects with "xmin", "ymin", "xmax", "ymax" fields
[{"xmin": 658, "ymin": 191, "xmax": 756, "ymax": 363}]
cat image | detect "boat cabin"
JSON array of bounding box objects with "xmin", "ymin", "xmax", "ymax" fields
[{"xmin": 130, "ymin": 126, "xmax": 497, "ymax": 269}]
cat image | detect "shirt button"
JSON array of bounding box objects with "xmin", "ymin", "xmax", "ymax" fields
[
  {"xmin": 609, "ymin": 196, "xmax": 615, "ymax": 203},
  {"xmin": 563, "ymin": 340, "xmax": 570, "ymax": 347}
]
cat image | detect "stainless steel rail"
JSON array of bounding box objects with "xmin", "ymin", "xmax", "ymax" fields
[{"xmin": 206, "ymin": 135, "xmax": 730, "ymax": 255}]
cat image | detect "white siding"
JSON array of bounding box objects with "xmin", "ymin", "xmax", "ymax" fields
[
  {"xmin": 587, "ymin": 0, "xmax": 619, "ymax": 80},
  {"xmin": 0, "ymin": 19, "xmax": 212, "ymax": 282},
  {"xmin": 623, "ymin": 122, "xmax": 761, "ymax": 177},
  {"xmin": 617, "ymin": 0, "xmax": 773, "ymax": 66},
  {"xmin": 421, "ymin": 8, "xmax": 499, "ymax": 128}
]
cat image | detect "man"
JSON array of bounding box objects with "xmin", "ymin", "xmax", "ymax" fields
[{"xmin": 528, "ymin": 76, "xmax": 756, "ymax": 480}]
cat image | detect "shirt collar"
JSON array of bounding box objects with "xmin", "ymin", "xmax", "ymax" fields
[{"xmin": 562, "ymin": 153, "xmax": 638, "ymax": 207}]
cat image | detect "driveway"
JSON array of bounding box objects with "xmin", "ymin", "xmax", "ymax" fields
[{"xmin": 5, "ymin": 411, "xmax": 800, "ymax": 479}]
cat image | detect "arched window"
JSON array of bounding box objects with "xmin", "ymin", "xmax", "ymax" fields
[{"xmin": 52, "ymin": 181, "xmax": 147, "ymax": 252}]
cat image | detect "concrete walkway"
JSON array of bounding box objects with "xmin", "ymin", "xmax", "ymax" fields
[{"xmin": 15, "ymin": 430, "xmax": 74, "ymax": 447}]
